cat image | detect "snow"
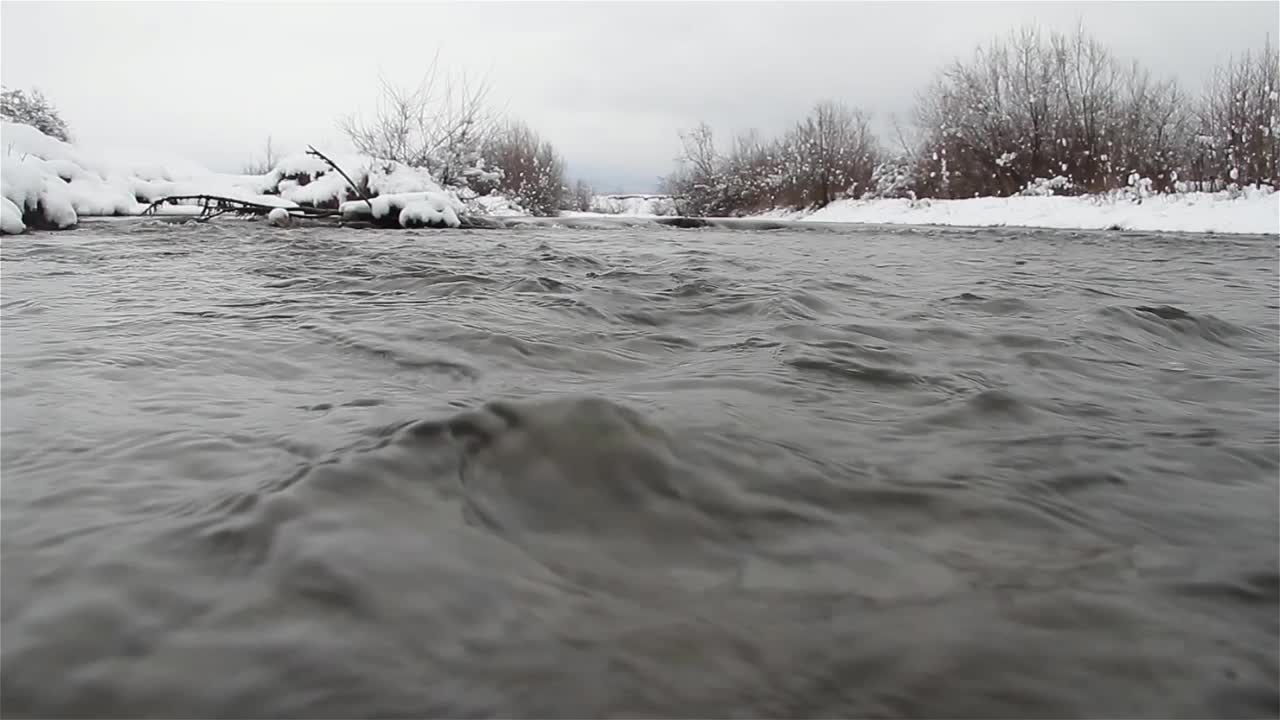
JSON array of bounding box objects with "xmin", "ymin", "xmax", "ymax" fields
[
  {"xmin": 796, "ymin": 186, "xmax": 1280, "ymax": 235},
  {"xmin": 339, "ymin": 191, "xmax": 463, "ymax": 228},
  {"xmin": 5, "ymin": 119, "xmax": 1275, "ymax": 237},
  {"xmin": 267, "ymin": 155, "xmax": 452, "ymax": 209},
  {"xmin": 1, "ymin": 121, "xmax": 294, "ymax": 232},
  {"xmin": 1, "ymin": 151, "xmax": 78, "ymax": 228},
  {"xmin": 398, "ymin": 197, "xmax": 460, "ymax": 229},
  {"xmin": 469, "ymin": 193, "xmax": 526, "ymax": 217},
  {"xmin": 0, "ymin": 122, "xmax": 518, "ymax": 233},
  {"xmin": 586, "ymin": 194, "xmax": 678, "ymax": 216}
]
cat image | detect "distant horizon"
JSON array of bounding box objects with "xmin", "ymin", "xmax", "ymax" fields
[{"xmin": 2, "ymin": 1, "xmax": 1277, "ymax": 193}]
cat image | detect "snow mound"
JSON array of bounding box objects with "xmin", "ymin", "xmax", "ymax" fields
[
  {"xmin": 398, "ymin": 198, "xmax": 460, "ymax": 229},
  {"xmin": 2, "ymin": 195, "xmax": 26, "ymax": 234},
  {"xmin": 2, "ymin": 151, "xmax": 80, "ymax": 229},
  {"xmin": 798, "ymin": 188, "xmax": 1280, "ymax": 235}
]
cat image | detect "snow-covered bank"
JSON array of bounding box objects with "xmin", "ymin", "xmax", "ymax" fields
[
  {"xmin": 0, "ymin": 122, "xmax": 523, "ymax": 234},
  {"xmin": 792, "ymin": 189, "xmax": 1280, "ymax": 235},
  {"xmin": 587, "ymin": 194, "xmax": 678, "ymax": 216}
]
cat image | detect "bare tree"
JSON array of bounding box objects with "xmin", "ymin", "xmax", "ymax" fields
[
  {"xmin": 338, "ymin": 53, "xmax": 495, "ymax": 187},
  {"xmin": 662, "ymin": 122, "xmax": 728, "ymax": 216},
  {"xmin": 1197, "ymin": 37, "xmax": 1279, "ymax": 187},
  {"xmin": 570, "ymin": 179, "xmax": 594, "ymax": 212},
  {"xmin": 781, "ymin": 101, "xmax": 879, "ymax": 207}
]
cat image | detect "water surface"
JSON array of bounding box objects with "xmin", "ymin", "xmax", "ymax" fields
[{"xmin": 2, "ymin": 220, "xmax": 1277, "ymax": 718}]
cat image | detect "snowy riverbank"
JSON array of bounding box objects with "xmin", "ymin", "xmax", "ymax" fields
[
  {"xmin": 575, "ymin": 188, "xmax": 1278, "ymax": 236},
  {"xmin": 1, "ymin": 122, "xmax": 524, "ymax": 234},
  {"xmin": 4, "ymin": 120, "xmax": 1277, "ymax": 236},
  {"xmin": 790, "ymin": 189, "xmax": 1280, "ymax": 235}
]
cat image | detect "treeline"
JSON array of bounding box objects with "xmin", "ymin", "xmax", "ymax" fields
[
  {"xmin": 659, "ymin": 103, "xmax": 878, "ymax": 216},
  {"xmin": 664, "ymin": 25, "xmax": 1279, "ymax": 216}
]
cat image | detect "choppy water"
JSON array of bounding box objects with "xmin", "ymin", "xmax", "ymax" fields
[{"xmin": 2, "ymin": 219, "xmax": 1278, "ymax": 718}]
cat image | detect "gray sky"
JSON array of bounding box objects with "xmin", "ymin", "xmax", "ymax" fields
[{"xmin": 2, "ymin": 1, "xmax": 1276, "ymax": 192}]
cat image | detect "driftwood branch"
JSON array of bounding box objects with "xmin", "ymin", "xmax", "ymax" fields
[
  {"xmin": 140, "ymin": 195, "xmax": 342, "ymax": 219},
  {"xmin": 306, "ymin": 145, "xmax": 372, "ymax": 210}
]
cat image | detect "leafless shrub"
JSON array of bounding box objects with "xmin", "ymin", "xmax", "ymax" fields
[{"xmin": 480, "ymin": 121, "xmax": 566, "ymax": 216}]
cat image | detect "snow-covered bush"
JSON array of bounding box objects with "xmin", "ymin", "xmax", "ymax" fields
[
  {"xmin": 1, "ymin": 87, "xmax": 71, "ymax": 142},
  {"xmin": 864, "ymin": 157, "xmax": 919, "ymax": 199},
  {"xmin": 1019, "ymin": 175, "xmax": 1075, "ymax": 197},
  {"xmin": 1125, "ymin": 173, "xmax": 1155, "ymax": 202}
]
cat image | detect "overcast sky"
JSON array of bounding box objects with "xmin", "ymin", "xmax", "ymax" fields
[{"xmin": 2, "ymin": 1, "xmax": 1276, "ymax": 192}]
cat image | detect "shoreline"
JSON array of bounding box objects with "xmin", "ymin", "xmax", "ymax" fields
[{"xmin": 63, "ymin": 211, "xmax": 1280, "ymax": 239}]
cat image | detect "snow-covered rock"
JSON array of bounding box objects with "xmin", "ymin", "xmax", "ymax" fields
[
  {"xmin": 398, "ymin": 197, "xmax": 460, "ymax": 229},
  {"xmin": 340, "ymin": 191, "xmax": 464, "ymax": 229},
  {"xmin": 267, "ymin": 207, "xmax": 292, "ymax": 227}
]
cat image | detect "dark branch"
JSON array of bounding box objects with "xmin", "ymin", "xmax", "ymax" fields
[
  {"xmin": 306, "ymin": 145, "xmax": 373, "ymax": 210},
  {"xmin": 140, "ymin": 195, "xmax": 343, "ymax": 218}
]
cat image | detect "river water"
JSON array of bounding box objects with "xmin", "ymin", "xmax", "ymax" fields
[{"xmin": 2, "ymin": 219, "xmax": 1277, "ymax": 718}]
